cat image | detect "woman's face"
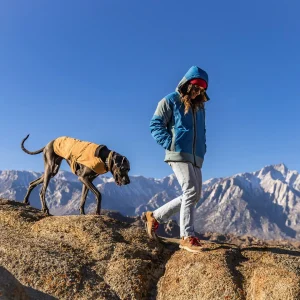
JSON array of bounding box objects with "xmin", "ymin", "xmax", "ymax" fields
[{"xmin": 189, "ymin": 84, "xmax": 205, "ymax": 100}]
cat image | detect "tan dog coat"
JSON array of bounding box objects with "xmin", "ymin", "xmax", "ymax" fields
[{"xmin": 53, "ymin": 136, "xmax": 107, "ymax": 175}]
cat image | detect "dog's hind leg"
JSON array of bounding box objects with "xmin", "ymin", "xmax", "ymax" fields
[
  {"xmin": 39, "ymin": 143, "xmax": 60, "ymax": 215},
  {"xmin": 52, "ymin": 157, "xmax": 63, "ymax": 177},
  {"xmin": 78, "ymin": 176, "xmax": 102, "ymax": 215},
  {"xmin": 23, "ymin": 175, "xmax": 44, "ymax": 205},
  {"xmin": 39, "ymin": 165, "xmax": 53, "ymax": 215},
  {"xmin": 24, "ymin": 157, "xmax": 62, "ymax": 207},
  {"xmin": 79, "ymin": 185, "xmax": 89, "ymax": 215}
]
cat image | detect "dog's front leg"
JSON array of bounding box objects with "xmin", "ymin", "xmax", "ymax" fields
[{"xmin": 78, "ymin": 177, "xmax": 102, "ymax": 215}]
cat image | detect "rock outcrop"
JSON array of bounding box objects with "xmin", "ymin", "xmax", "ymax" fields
[{"xmin": 0, "ymin": 199, "xmax": 299, "ymax": 299}]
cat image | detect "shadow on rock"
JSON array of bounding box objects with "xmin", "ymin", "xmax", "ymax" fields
[{"xmin": 0, "ymin": 266, "xmax": 57, "ymax": 300}]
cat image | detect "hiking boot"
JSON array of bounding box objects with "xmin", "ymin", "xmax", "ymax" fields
[
  {"xmin": 179, "ymin": 236, "xmax": 203, "ymax": 253},
  {"xmin": 141, "ymin": 211, "xmax": 159, "ymax": 240}
]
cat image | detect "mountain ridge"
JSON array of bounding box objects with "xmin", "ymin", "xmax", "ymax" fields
[{"xmin": 0, "ymin": 163, "xmax": 299, "ymax": 240}]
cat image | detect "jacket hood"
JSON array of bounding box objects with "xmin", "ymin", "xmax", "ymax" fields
[{"xmin": 176, "ymin": 66, "xmax": 209, "ymax": 93}]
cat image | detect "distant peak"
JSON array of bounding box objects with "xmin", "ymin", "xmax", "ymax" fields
[
  {"xmin": 273, "ymin": 163, "xmax": 288, "ymax": 175},
  {"xmin": 255, "ymin": 163, "xmax": 289, "ymax": 182}
]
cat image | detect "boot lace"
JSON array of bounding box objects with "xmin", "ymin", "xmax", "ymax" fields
[
  {"xmin": 189, "ymin": 236, "xmax": 202, "ymax": 246},
  {"xmin": 152, "ymin": 220, "xmax": 159, "ymax": 231}
]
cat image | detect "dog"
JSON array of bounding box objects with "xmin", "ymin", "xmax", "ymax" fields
[{"xmin": 21, "ymin": 135, "xmax": 130, "ymax": 215}]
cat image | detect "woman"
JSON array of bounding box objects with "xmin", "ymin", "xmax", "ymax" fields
[{"xmin": 142, "ymin": 66, "xmax": 210, "ymax": 253}]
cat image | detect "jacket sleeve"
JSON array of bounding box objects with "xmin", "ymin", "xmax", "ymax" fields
[{"xmin": 149, "ymin": 98, "xmax": 173, "ymax": 150}]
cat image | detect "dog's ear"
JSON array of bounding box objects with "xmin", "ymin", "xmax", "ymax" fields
[{"xmin": 121, "ymin": 158, "xmax": 130, "ymax": 172}]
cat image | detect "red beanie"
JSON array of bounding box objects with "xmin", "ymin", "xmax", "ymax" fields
[{"xmin": 189, "ymin": 78, "xmax": 207, "ymax": 89}]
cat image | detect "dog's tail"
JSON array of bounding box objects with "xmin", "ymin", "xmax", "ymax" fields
[{"xmin": 21, "ymin": 134, "xmax": 45, "ymax": 155}]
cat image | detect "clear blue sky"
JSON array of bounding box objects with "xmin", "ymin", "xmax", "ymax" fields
[{"xmin": 0, "ymin": 0, "xmax": 299, "ymax": 181}]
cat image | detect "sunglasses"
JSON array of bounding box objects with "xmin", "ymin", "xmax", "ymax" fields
[
  {"xmin": 190, "ymin": 84, "xmax": 210, "ymax": 101},
  {"xmin": 191, "ymin": 85, "xmax": 206, "ymax": 93}
]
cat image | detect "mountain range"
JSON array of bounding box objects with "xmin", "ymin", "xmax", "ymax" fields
[{"xmin": 0, "ymin": 163, "xmax": 299, "ymax": 240}]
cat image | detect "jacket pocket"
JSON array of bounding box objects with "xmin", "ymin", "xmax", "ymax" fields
[{"xmin": 175, "ymin": 128, "xmax": 191, "ymax": 153}]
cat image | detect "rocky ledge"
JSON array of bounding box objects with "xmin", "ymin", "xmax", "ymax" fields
[{"xmin": 0, "ymin": 199, "xmax": 299, "ymax": 300}]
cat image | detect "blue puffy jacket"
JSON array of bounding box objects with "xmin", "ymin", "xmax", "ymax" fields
[{"xmin": 150, "ymin": 66, "xmax": 209, "ymax": 168}]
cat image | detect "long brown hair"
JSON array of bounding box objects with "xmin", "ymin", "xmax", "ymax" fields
[{"xmin": 179, "ymin": 83, "xmax": 206, "ymax": 114}]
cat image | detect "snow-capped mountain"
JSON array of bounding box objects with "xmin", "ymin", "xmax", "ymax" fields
[
  {"xmin": 193, "ymin": 164, "xmax": 300, "ymax": 240},
  {"xmin": 0, "ymin": 163, "xmax": 299, "ymax": 240}
]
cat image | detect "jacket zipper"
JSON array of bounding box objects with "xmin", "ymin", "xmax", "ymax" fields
[{"xmin": 192, "ymin": 108, "xmax": 197, "ymax": 165}]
